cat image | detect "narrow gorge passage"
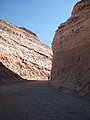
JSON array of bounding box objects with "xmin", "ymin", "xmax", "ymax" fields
[{"xmin": 0, "ymin": 81, "xmax": 90, "ymax": 120}]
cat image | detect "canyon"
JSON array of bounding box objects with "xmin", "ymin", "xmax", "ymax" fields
[
  {"xmin": 0, "ymin": 0, "xmax": 90, "ymax": 96},
  {"xmin": 0, "ymin": 1, "xmax": 90, "ymax": 120}
]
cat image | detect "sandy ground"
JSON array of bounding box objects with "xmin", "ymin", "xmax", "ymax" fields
[{"xmin": 0, "ymin": 81, "xmax": 90, "ymax": 120}]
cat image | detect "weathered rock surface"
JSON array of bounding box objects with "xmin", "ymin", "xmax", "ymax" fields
[
  {"xmin": 0, "ymin": 62, "xmax": 25, "ymax": 84},
  {"xmin": 50, "ymin": 0, "xmax": 90, "ymax": 96},
  {"xmin": 0, "ymin": 20, "xmax": 52, "ymax": 83}
]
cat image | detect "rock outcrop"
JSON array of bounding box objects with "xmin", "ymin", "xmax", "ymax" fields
[
  {"xmin": 50, "ymin": 0, "xmax": 90, "ymax": 96},
  {"xmin": 0, "ymin": 20, "xmax": 52, "ymax": 83},
  {"xmin": 0, "ymin": 62, "xmax": 25, "ymax": 84}
]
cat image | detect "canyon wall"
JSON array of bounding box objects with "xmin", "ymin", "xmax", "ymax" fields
[
  {"xmin": 50, "ymin": 0, "xmax": 90, "ymax": 96},
  {"xmin": 0, "ymin": 20, "xmax": 52, "ymax": 83}
]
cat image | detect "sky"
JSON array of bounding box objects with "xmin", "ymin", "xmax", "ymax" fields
[{"xmin": 0, "ymin": 0, "xmax": 79, "ymax": 47}]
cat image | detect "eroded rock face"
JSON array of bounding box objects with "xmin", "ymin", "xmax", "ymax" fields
[
  {"xmin": 51, "ymin": 0, "xmax": 90, "ymax": 96},
  {"xmin": 0, "ymin": 20, "xmax": 52, "ymax": 82}
]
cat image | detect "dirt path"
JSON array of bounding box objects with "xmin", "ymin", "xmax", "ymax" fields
[{"xmin": 0, "ymin": 81, "xmax": 90, "ymax": 120}]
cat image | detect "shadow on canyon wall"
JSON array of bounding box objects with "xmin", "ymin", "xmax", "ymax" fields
[
  {"xmin": 0, "ymin": 62, "xmax": 47, "ymax": 84},
  {"xmin": 0, "ymin": 62, "xmax": 90, "ymax": 101}
]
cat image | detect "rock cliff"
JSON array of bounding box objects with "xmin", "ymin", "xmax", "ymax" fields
[
  {"xmin": 50, "ymin": 0, "xmax": 90, "ymax": 96},
  {"xmin": 0, "ymin": 20, "xmax": 52, "ymax": 83}
]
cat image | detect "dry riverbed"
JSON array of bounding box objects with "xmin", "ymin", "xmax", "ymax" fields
[{"xmin": 0, "ymin": 81, "xmax": 90, "ymax": 120}]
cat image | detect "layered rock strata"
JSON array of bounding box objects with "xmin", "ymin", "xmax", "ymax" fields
[
  {"xmin": 0, "ymin": 20, "xmax": 52, "ymax": 82},
  {"xmin": 51, "ymin": 0, "xmax": 90, "ymax": 96}
]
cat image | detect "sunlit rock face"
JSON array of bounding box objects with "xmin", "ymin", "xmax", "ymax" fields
[
  {"xmin": 50, "ymin": 0, "xmax": 90, "ymax": 96},
  {"xmin": 0, "ymin": 20, "xmax": 52, "ymax": 83}
]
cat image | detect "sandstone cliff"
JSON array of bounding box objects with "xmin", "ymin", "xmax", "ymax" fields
[
  {"xmin": 50, "ymin": 0, "xmax": 90, "ymax": 96},
  {"xmin": 0, "ymin": 20, "xmax": 52, "ymax": 83}
]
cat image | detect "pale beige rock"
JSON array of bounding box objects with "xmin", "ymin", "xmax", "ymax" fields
[
  {"xmin": 50, "ymin": 0, "xmax": 90, "ymax": 96},
  {"xmin": 0, "ymin": 20, "xmax": 52, "ymax": 82}
]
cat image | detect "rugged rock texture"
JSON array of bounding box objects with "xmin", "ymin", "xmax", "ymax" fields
[
  {"xmin": 50, "ymin": 0, "xmax": 90, "ymax": 96},
  {"xmin": 0, "ymin": 20, "xmax": 52, "ymax": 83},
  {"xmin": 0, "ymin": 62, "xmax": 25, "ymax": 84}
]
